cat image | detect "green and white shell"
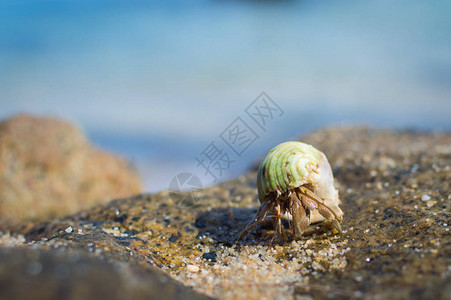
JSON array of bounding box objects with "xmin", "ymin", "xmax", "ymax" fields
[{"xmin": 257, "ymin": 141, "xmax": 342, "ymax": 223}]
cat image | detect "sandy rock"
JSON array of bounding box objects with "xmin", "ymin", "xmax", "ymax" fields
[
  {"xmin": 3, "ymin": 127, "xmax": 450, "ymax": 300},
  {"xmin": 0, "ymin": 114, "xmax": 141, "ymax": 224}
]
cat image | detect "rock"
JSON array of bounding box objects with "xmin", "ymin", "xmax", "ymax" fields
[
  {"xmin": 3, "ymin": 127, "xmax": 450, "ymax": 299},
  {"xmin": 0, "ymin": 114, "xmax": 141, "ymax": 225},
  {"xmin": 202, "ymin": 251, "xmax": 217, "ymax": 262},
  {"xmin": 0, "ymin": 247, "xmax": 209, "ymax": 300}
]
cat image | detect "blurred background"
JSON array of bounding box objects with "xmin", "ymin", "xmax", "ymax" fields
[{"xmin": 1, "ymin": 0, "xmax": 450, "ymax": 192}]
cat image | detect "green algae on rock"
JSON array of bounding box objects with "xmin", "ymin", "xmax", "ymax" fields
[{"xmin": 1, "ymin": 127, "xmax": 450, "ymax": 300}]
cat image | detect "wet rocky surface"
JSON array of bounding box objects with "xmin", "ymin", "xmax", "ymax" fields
[{"xmin": 1, "ymin": 127, "xmax": 450, "ymax": 299}]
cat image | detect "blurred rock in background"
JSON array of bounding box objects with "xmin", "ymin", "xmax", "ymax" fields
[{"xmin": 0, "ymin": 114, "xmax": 142, "ymax": 225}]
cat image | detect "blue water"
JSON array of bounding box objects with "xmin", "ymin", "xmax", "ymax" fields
[{"xmin": 1, "ymin": 0, "xmax": 450, "ymax": 191}]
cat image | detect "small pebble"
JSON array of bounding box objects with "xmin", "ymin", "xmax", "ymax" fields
[
  {"xmin": 169, "ymin": 234, "xmax": 178, "ymax": 242},
  {"xmin": 65, "ymin": 226, "xmax": 73, "ymax": 234},
  {"xmin": 426, "ymin": 201, "xmax": 434, "ymax": 207},
  {"xmin": 421, "ymin": 194, "xmax": 431, "ymax": 201},
  {"xmin": 187, "ymin": 265, "xmax": 200, "ymax": 273},
  {"xmin": 202, "ymin": 251, "xmax": 217, "ymax": 262}
]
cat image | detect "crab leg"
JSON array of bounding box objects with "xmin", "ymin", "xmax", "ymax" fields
[
  {"xmin": 297, "ymin": 192, "xmax": 318, "ymax": 211},
  {"xmin": 290, "ymin": 194, "xmax": 310, "ymax": 239},
  {"xmin": 273, "ymin": 203, "xmax": 288, "ymax": 242},
  {"xmin": 297, "ymin": 186, "xmax": 342, "ymax": 233},
  {"xmin": 297, "ymin": 186, "xmax": 341, "ymax": 221},
  {"xmin": 316, "ymin": 203, "xmax": 342, "ymax": 233},
  {"xmin": 237, "ymin": 200, "xmax": 272, "ymax": 241}
]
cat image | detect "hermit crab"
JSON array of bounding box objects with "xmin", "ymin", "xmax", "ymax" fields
[{"xmin": 238, "ymin": 141, "xmax": 343, "ymax": 242}]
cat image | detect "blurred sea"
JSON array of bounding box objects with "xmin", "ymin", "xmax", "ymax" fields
[{"xmin": 1, "ymin": 0, "xmax": 450, "ymax": 191}]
